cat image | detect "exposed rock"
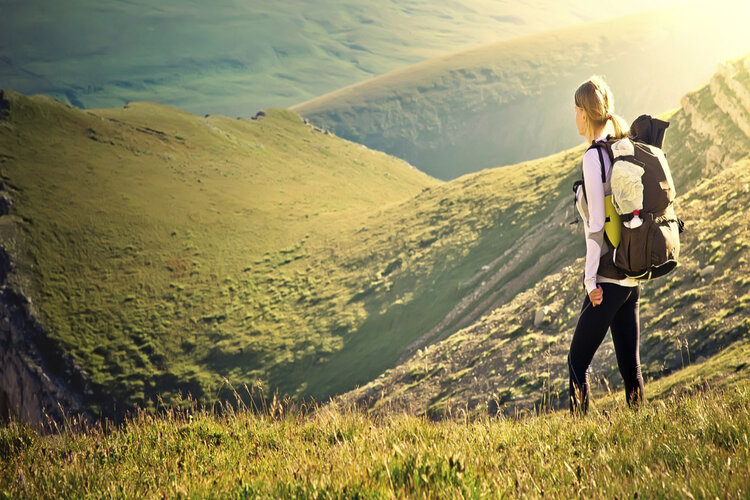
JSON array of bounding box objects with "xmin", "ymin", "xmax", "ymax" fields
[
  {"xmin": 0, "ymin": 90, "xmax": 9, "ymax": 120},
  {"xmin": 0, "ymin": 243, "xmax": 95, "ymax": 430},
  {"xmin": 0, "ymin": 192, "xmax": 12, "ymax": 215},
  {"xmin": 534, "ymin": 306, "xmax": 550, "ymax": 328},
  {"xmin": 711, "ymin": 66, "xmax": 750, "ymax": 140},
  {"xmin": 699, "ymin": 265, "xmax": 715, "ymax": 278}
]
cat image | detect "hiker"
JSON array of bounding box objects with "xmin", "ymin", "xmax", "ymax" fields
[{"xmin": 568, "ymin": 76, "xmax": 644, "ymax": 414}]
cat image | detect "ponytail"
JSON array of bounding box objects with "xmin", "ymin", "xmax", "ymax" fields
[{"xmin": 609, "ymin": 113, "xmax": 629, "ymax": 140}]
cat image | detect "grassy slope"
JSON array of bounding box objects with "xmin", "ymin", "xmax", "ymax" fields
[
  {"xmin": 0, "ymin": 88, "xmax": 592, "ymax": 411},
  {"xmin": 337, "ymin": 153, "xmax": 750, "ymax": 418},
  {"xmin": 0, "ymin": 90, "xmax": 439, "ymax": 412},
  {"xmin": 336, "ymin": 54, "xmax": 750, "ymax": 416},
  {"xmin": 0, "ymin": 0, "xmax": 684, "ymax": 117},
  {"xmin": 285, "ymin": 145, "xmax": 585, "ymax": 399},
  {"xmin": 1, "ymin": 54, "xmax": 748, "ymax": 416},
  {"xmin": 292, "ymin": 3, "xmax": 750, "ymax": 180},
  {"xmin": 0, "ymin": 355, "xmax": 747, "ymax": 498},
  {"xmin": 315, "ymin": 54, "xmax": 750, "ymax": 404}
]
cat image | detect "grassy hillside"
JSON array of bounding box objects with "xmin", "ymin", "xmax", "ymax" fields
[
  {"xmin": 0, "ymin": 89, "xmax": 439, "ymax": 414},
  {"xmin": 1, "ymin": 53, "xmax": 748, "ymax": 419},
  {"xmin": 0, "ymin": 86, "xmax": 586, "ymax": 409},
  {"xmin": 0, "ymin": 360, "xmax": 747, "ymax": 498},
  {"xmin": 292, "ymin": 2, "xmax": 750, "ymax": 180},
  {"xmin": 334, "ymin": 50, "xmax": 750, "ymax": 410},
  {"xmin": 336, "ymin": 151, "xmax": 750, "ymax": 417},
  {"xmin": 0, "ymin": 0, "xmax": 684, "ymax": 118},
  {"xmin": 305, "ymin": 53, "xmax": 750, "ymax": 404}
]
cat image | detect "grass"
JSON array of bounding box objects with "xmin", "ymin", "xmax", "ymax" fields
[
  {"xmin": 0, "ymin": 86, "xmax": 589, "ymax": 412},
  {"xmin": 0, "ymin": 359, "xmax": 747, "ymax": 498},
  {"xmin": 0, "ymin": 52, "xmax": 748, "ymax": 419},
  {"xmin": 292, "ymin": 4, "xmax": 750, "ymax": 179},
  {"xmin": 0, "ymin": 90, "xmax": 439, "ymax": 413},
  {"xmin": 340, "ymin": 152, "xmax": 750, "ymax": 417}
]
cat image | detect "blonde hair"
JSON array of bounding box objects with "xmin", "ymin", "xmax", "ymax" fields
[{"xmin": 575, "ymin": 75, "xmax": 629, "ymax": 141}]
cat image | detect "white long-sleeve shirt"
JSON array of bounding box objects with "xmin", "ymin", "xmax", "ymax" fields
[{"xmin": 575, "ymin": 130, "xmax": 639, "ymax": 294}]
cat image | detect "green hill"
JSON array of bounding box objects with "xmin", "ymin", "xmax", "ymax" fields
[
  {"xmin": 1, "ymin": 52, "xmax": 749, "ymax": 424},
  {"xmin": 292, "ymin": 2, "xmax": 750, "ymax": 180},
  {"xmin": 0, "ymin": 0, "xmax": 682, "ymax": 117},
  {"xmin": 334, "ymin": 54, "xmax": 750, "ymax": 416},
  {"xmin": 337, "ymin": 154, "xmax": 750, "ymax": 417},
  {"xmin": 1, "ymin": 83, "xmax": 587, "ymax": 417},
  {"xmin": 0, "ymin": 90, "xmax": 438, "ymax": 419}
]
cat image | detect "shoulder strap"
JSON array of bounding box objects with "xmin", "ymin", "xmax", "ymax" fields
[
  {"xmin": 595, "ymin": 146, "xmax": 606, "ymax": 183},
  {"xmin": 585, "ymin": 142, "xmax": 607, "ymax": 183}
]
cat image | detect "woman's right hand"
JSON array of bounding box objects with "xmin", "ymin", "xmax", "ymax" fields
[{"xmin": 589, "ymin": 284, "xmax": 603, "ymax": 307}]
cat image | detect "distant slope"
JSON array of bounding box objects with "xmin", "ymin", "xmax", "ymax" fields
[
  {"xmin": 334, "ymin": 54, "xmax": 750, "ymax": 416},
  {"xmin": 292, "ymin": 2, "xmax": 750, "ymax": 180},
  {"xmin": 0, "ymin": 0, "xmax": 686, "ymax": 117}
]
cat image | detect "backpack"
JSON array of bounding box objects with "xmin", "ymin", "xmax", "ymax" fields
[{"xmin": 579, "ymin": 115, "xmax": 685, "ymax": 281}]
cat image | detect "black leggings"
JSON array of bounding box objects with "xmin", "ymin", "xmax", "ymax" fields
[{"xmin": 568, "ymin": 282, "xmax": 644, "ymax": 414}]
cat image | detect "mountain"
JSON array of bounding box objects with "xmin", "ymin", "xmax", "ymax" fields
[
  {"xmin": 0, "ymin": 90, "xmax": 438, "ymax": 422},
  {"xmin": 0, "ymin": 82, "xmax": 590, "ymax": 419},
  {"xmin": 1, "ymin": 50, "xmax": 749, "ymax": 425},
  {"xmin": 337, "ymin": 156, "xmax": 750, "ymax": 417},
  {"xmin": 292, "ymin": 1, "xmax": 750, "ymax": 180},
  {"xmin": 334, "ymin": 55, "xmax": 750, "ymax": 416},
  {"xmin": 0, "ymin": 0, "xmax": 689, "ymax": 117}
]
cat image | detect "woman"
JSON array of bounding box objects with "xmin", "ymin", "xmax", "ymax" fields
[{"xmin": 568, "ymin": 76, "xmax": 644, "ymax": 414}]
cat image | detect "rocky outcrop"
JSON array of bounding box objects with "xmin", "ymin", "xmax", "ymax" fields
[
  {"xmin": 0, "ymin": 90, "xmax": 10, "ymax": 120},
  {"xmin": 668, "ymin": 56, "xmax": 750, "ymax": 187},
  {"xmin": 710, "ymin": 63, "xmax": 750, "ymax": 140},
  {"xmin": 0, "ymin": 113, "xmax": 96, "ymax": 428},
  {"xmin": 0, "ymin": 247, "xmax": 96, "ymax": 430}
]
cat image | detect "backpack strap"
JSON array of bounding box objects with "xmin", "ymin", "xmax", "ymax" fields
[
  {"xmin": 585, "ymin": 141, "xmax": 607, "ymax": 183},
  {"xmin": 595, "ymin": 146, "xmax": 606, "ymax": 183},
  {"xmin": 573, "ymin": 137, "xmax": 614, "ymax": 223},
  {"xmin": 570, "ymin": 179, "xmax": 584, "ymax": 225}
]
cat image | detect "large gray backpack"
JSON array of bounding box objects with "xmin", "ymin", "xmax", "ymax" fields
[{"xmin": 587, "ymin": 115, "xmax": 684, "ymax": 281}]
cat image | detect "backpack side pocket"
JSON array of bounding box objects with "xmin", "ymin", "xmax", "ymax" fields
[{"xmin": 614, "ymin": 215, "xmax": 653, "ymax": 277}]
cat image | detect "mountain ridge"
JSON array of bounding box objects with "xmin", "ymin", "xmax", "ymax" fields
[
  {"xmin": 293, "ymin": 2, "xmax": 750, "ymax": 180},
  {"xmin": 2, "ymin": 0, "xmax": 689, "ymax": 117}
]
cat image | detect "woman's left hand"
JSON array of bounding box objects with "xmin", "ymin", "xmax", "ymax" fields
[{"xmin": 589, "ymin": 284, "xmax": 603, "ymax": 307}]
